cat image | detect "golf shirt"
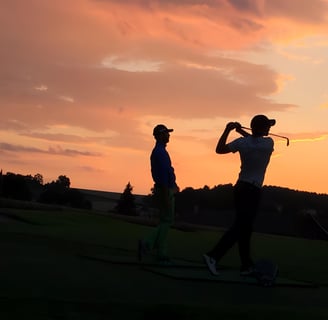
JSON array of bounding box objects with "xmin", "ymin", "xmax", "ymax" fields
[
  {"xmin": 228, "ymin": 135, "xmax": 274, "ymax": 188},
  {"xmin": 150, "ymin": 141, "xmax": 176, "ymax": 189}
]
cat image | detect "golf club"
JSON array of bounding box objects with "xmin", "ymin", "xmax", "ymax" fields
[{"xmin": 241, "ymin": 126, "xmax": 290, "ymax": 146}]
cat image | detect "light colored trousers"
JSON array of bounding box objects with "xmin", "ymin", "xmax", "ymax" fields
[{"xmin": 145, "ymin": 188, "xmax": 175, "ymax": 259}]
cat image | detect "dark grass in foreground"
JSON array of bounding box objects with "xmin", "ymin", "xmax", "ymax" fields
[
  {"xmin": 0, "ymin": 208, "xmax": 328, "ymax": 319},
  {"xmin": 1, "ymin": 300, "xmax": 328, "ymax": 320}
]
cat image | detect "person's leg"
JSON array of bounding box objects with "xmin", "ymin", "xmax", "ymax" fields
[
  {"xmin": 155, "ymin": 189, "xmax": 174, "ymax": 259},
  {"xmin": 205, "ymin": 184, "xmax": 242, "ymax": 263},
  {"xmin": 205, "ymin": 182, "xmax": 260, "ymax": 265},
  {"xmin": 235, "ymin": 182, "xmax": 261, "ymax": 270},
  {"xmin": 204, "ymin": 190, "xmax": 240, "ymax": 275},
  {"xmin": 206, "ymin": 224, "xmax": 239, "ymax": 261},
  {"xmin": 144, "ymin": 188, "xmax": 174, "ymax": 259}
]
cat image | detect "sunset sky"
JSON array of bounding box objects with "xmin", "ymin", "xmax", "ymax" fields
[{"xmin": 1, "ymin": 0, "xmax": 328, "ymax": 195}]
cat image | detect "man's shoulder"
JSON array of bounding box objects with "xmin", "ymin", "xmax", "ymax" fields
[
  {"xmin": 151, "ymin": 144, "xmax": 168, "ymax": 157},
  {"xmin": 228, "ymin": 136, "xmax": 244, "ymax": 149},
  {"xmin": 152, "ymin": 144, "xmax": 165, "ymax": 152},
  {"xmin": 229, "ymin": 136, "xmax": 273, "ymax": 150},
  {"xmin": 258, "ymin": 136, "xmax": 274, "ymax": 146}
]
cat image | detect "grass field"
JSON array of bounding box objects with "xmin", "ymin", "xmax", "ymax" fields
[{"xmin": 0, "ymin": 207, "xmax": 328, "ymax": 319}]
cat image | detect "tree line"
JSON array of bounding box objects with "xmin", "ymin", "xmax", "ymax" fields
[
  {"xmin": 117, "ymin": 182, "xmax": 328, "ymax": 240},
  {"xmin": 116, "ymin": 182, "xmax": 328, "ymax": 218},
  {"xmin": 175, "ymin": 184, "xmax": 328, "ymax": 216},
  {"xmin": 0, "ymin": 171, "xmax": 92, "ymax": 209}
]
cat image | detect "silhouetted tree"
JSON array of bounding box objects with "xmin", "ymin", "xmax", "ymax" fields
[
  {"xmin": 57, "ymin": 175, "xmax": 70, "ymax": 188},
  {"xmin": 115, "ymin": 182, "xmax": 136, "ymax": 215},
  {"xmin": 24, "ymin": 173, "xmax": 44, "ymax": 200},
  {"xmin": 39, "ymin": 181, "xmax": 66, "ymax": 205},
  {"xmin": 39, "ymin": 175, "xmax": 91, "ymax": 209},
  {"xmin": 33, "ymin": 173, "xmax": 44, "ymax": 185},
  {"xmin": 39, "ymin": 175, "xmax": 70, "ymax": 203},
  {"xmin": 2, "ymin": 172, "xmax": 31, "ymax": 201}
]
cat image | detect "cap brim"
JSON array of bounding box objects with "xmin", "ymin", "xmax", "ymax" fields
[
  {"xmin": 269, "ymin": 119, "xmax": 276, "ymax": 126},
  {"xmin": 153, "ymin": 128, "xmax": 174, "ymax": 135}
]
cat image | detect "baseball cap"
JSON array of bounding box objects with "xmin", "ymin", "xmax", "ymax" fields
[
  {"xmin": 251, "ymin": 115, "xmax": 276, "ymax": 130},
  {"xmin": 153, "ymin": 124, "xmax": 174, "ymax": 136}
]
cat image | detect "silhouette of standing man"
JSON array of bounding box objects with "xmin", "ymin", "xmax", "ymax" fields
[
  {"xmin": 138, "ymin": 124, "xmax": 179, "ymax": 264},
  {"xmin": 203, "ymin": 115, "xmax": 275, "ymax": 275}
]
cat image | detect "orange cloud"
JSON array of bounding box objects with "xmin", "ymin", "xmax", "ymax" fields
[{"xmin": 289, "ymin": 133, "xmax": 328, "ymax": 144}]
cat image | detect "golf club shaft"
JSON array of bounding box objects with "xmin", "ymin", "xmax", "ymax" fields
[{"xmin": 241, "ymin": 126, "xmax": 290, "ymax": 146}]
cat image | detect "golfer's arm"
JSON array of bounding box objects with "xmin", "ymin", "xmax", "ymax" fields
[
  {"xmin": 215, "ymin": 129, "xmax": 231, "ymax": 154},
  {"xmin": 236, "ymin": 127, "xmax": 250, "ymax": 137}
]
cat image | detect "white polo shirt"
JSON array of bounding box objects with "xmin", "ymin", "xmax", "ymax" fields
[{"xmin": 228, "ymin": 135, "xmax": 274, "ymax": 188}]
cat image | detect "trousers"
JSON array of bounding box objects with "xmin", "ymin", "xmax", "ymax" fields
[
  {"xmin": 145, "ymin": 187, "xmax": 175, "ymax": 259},
  {"xmin": 208, "ymin": 180, "xmax": 261, "ymax": 268}
]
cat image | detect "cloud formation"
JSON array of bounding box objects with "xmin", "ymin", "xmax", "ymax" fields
[
  {"xmin": 1, "ymin": 0, "xmax": 328, "ymax": 193},
  {"xmin": 0, "ymin": 142, "xmax": 100, "ymax": 157}
]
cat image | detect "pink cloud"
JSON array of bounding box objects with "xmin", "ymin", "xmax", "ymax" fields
[
  {"xmin": 0, "ymin": 142, "xmax": 100, "ymax": 157},
  {"xmin": 1, "ymin": 0, "xmax": 327, "ymax": 194}
]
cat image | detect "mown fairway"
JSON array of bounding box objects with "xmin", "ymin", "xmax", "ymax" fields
[{"xmin": 0, "ymin": 208, "xmax": 328, "ymax": 319}]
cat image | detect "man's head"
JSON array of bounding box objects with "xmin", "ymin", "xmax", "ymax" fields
[
  {"xmin": 153, "ymin": 124, "xmax": 174, "ymax": 143},
  {"xmin": 251, "ymin": 115, "xmax": 275, "ymax": 136}
]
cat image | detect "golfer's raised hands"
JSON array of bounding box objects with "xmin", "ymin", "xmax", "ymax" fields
[{"xmin": 226, "ymin": 122, "xmax": 241, "ymax": 131}]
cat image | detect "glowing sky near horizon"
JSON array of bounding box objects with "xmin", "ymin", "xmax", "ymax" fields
[{"xmin": 1, "ymin": 0, "xmax": 328, "ymax": 195}]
